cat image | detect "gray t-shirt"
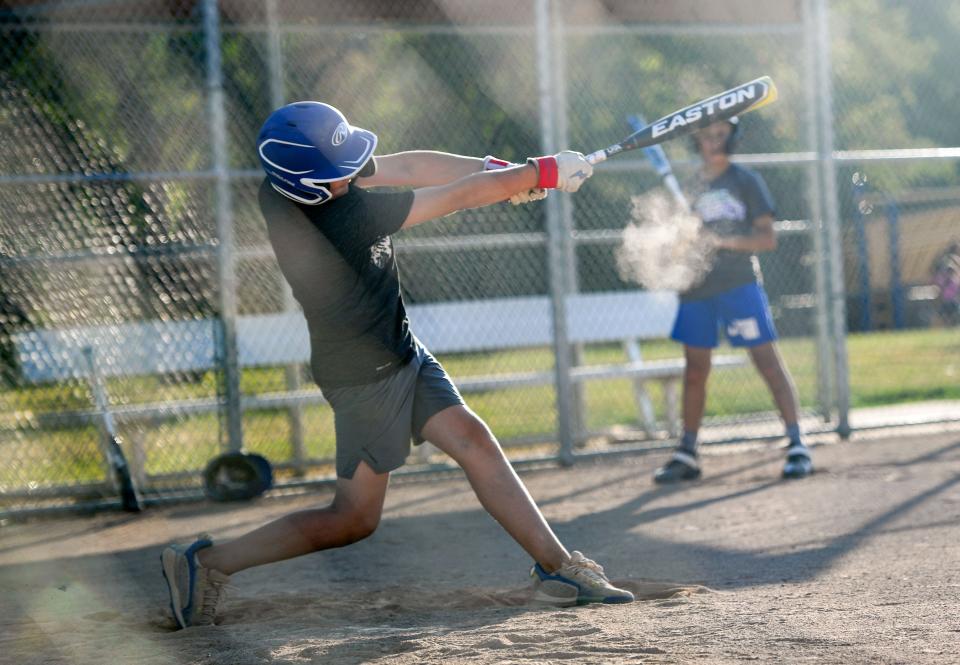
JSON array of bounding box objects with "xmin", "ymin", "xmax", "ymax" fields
[
  {"xmin": 682, "ymin": 163, "xmax": 776, "ymax": 302},
  {"xmin": 259, "ymin": 179, "xmax": 416, "ymax": 388}
]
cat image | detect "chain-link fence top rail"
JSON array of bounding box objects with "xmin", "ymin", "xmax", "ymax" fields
[{"xmin": 2, "ymin": 0, "xmax": 959, "ymax": 516}]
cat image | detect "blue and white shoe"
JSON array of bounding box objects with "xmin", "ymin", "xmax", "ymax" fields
[
  {"xmin": 161, "ymin": 534, "xmax": 230, "ymax": 628},
  {"xmin": 782, "ymin": 444, "xmax": 813, "ymax": 479},
  {"xmin": 530, "ymin": 551, "xmax": 634, "ymax": 606}
]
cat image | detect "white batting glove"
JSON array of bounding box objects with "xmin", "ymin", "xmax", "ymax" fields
[
  {"xmin": 555, "ymin": 151, "xmax": 593, "ymax": 192},
  {"xmin": 483, "ymin": 155, "xmax": 549, "ymax": 206},
  {"xmin": 527, "ymin": 150, "xmax": 594, "ymax": 193}
]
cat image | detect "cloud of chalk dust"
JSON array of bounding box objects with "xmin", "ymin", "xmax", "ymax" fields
[{"xmin": 615, "ymin": 192, "xmax": 716, "ymax": 291}]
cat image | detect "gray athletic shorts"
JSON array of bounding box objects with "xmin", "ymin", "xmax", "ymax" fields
[{"xmin": 322, "ymin": 339, "xmax": 464, "ymax": 479}]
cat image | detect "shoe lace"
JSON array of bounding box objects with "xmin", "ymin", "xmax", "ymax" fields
[
  {"xmin": 197, "ymin": 570, "xmax": 232, "ymax": 622},
  {"xmin": 564, "ymin": 552, "xmax": 609, "ymax": 584}
]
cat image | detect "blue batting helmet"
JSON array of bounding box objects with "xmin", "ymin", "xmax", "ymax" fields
[{"xmin": 257, "ymin": 102, "xmax": 378, "ymax": 205}]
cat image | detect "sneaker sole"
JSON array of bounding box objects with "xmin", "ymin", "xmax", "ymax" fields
[
  {"xmin": 161, "ymin": 548, "xmax": 187, "ymax": 629},
  {"xmin": 653, "ymin": 471, "xmax": 701, "ymax": 484},
  {"xmin": 580, "ymin": 594, "xmax": 635, "ymax": 605},
  {"xmin": 533, "ymin": 587, "xmax": 635, "ymax": 606}
]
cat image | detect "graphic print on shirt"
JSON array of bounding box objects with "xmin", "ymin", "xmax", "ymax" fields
[
  {"xmin": 369, "ymin": 237, "xmax": 392, "ymax": 269},
  {"xmin": 694, "ymin": 188, "xmax": 746, "ymax": 233}
]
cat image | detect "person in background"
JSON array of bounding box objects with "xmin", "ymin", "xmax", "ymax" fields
[
  {"xmin": 653, "ymin": 116, "xmax": 813, "ymax": 485},
  {"xmin": 930, "ymin": 240, "xmax": 960, "ymax": 325}
]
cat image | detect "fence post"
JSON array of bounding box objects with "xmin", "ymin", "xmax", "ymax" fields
[
  {"xmin": 813, "ymin": 0, "xmax": 852, "ymax": 438},
  {"xmin": 203, "ymin": 0, "xmax": 244, "ymax": 452},
  {"xmin": 886, "ymin": 200, "xmax": 905, "ymax": 329},
  {"xmin": 549, "ymin": 0, "xmax": 587, "ymax": 446},
  {"xmin": 536, "ymin": 0, "xmax": 575, "ymax": 464},
  {"xmin": 802, "ymin": 0, "xmax": 835, "ymax": 422},
  {"xmin": 852, "ymin": 179, "xmax": 873, "ymax": 331}
]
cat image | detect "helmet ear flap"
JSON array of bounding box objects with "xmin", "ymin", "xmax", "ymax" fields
[{"xmin": 357, "ymin": 155, "xmax": 377, "ymax": 178}]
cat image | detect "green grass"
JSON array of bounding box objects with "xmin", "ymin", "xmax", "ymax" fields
[
  {"xmin": 845, "ymin": 328, "xmax": 960, "ymax": 406},
  {"xmin": 2, "ymin": 327, "xmax": 958, "ymax": 491}
]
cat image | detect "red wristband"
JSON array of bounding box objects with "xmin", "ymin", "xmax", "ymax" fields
[{"xmin": 528, "ymin": 156, "xmax": 559, "ymax": 189}]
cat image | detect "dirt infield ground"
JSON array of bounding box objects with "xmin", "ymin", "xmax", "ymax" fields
[{"xmin": 2, "ymin": 425, "xmax": 959, "ymax": 664}]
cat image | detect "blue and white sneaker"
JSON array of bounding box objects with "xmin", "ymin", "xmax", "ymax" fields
[
  {"xmin": 782, "ymin": 444, "xmax": 813, "ymax": 479},
  {"xmin": 530, "ymin": 551, "xmax": 634, "ymax": 606},
  {"xmin": 161, "ymin": 534, "xmax": 230, "ymax": 628}
]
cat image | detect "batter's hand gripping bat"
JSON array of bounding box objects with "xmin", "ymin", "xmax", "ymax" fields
[{"xmin": 585, "ymin": 76, "xmax": 778, "ymax": 166}]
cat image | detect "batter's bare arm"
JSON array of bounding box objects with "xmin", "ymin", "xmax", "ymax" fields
[
  {"xmin": 402, "ymin": 164, "xmax": 538, "ymax": 229},
  {"xmin": 401, "ymin": 151, "xmax": 593, "ymax": 229},
  {"xmin": 358, "ymin": 151, "xmax": 483, "ymax": 188}
]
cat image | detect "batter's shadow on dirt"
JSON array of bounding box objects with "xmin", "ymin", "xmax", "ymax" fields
[
  {"xmin": 551, "ymin": 438, "xmax": 960, "ymax": 591},
  {"xmin": 0, "ymin": 513, "xmax": 141, "ymax": 557}
]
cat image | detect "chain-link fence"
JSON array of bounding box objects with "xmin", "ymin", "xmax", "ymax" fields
[{"xmin": 2, "ymin": 0, "xmax": 958, "ymax": 517}]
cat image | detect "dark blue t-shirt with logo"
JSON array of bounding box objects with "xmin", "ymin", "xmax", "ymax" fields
[
  {"xmin": 682, "ymin": 163, "xmax": 776, "ymax": 302},
  {"xmin": 259, "ymin": 179, "xmax": 416, "ymax": 388}
]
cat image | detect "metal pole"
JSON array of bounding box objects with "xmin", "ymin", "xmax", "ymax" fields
[
  {"xmin": 265, "ymin": 0, "xmax": 284, "ymax": 107},
  {"xmin": 802, "ymin": 0, "xmax": 835, "ymax": 421},
  {"xmin": 886, "ymin": 199, "xmax": 905, "ymax": 329},
  {"xmin": 814, "ymin": 0, "xmax": 851, "ymax": 438},
  {"xmin": 266, "ymin": 0, "xmax": 306, "ymax": 473},
  {"xmin": 852, "ymin": 180, "xmax": 873, "ymax": 331},
  {"xmin": 536, "ymin": 0, "xmax": 575, "ymax": 464},
  {"xmin": 203, "ymin": 0, "xmax": 244, "ymax": 451},
  {"xmin": 549, "ymin": 0, "xmax": 587, "ymax": 446}
]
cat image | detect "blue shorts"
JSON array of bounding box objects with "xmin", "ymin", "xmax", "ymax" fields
[{"xmin": 671, "ymin": 282, "xmax": 778, "ymax": 349}]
